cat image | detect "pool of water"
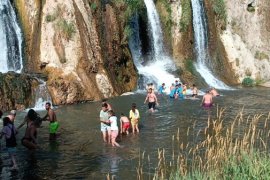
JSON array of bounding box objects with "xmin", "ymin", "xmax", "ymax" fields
[{"xmin": 1, "ymin": 87, "xmax": 270, "ymax": 179}]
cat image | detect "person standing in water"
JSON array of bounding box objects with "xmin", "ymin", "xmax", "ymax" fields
[
  {"xmin": 129, "ymin": 103, "xmax": 140, "ymax": 133},
  {"xmin": 192, "ymin": 84, "xmax": 198, "ymax": 98},
  {"xmin": 158, "ymin": 83, "xmax": 166, "ymax": 95},
  {"xmin": 201, "ymin": 90, "xmax": 213, "ymax": 108},
  {"xmin": 144, "ymin": 88, "xmax": 159, "ymax": 112},
  {"xmin": 21, "ymin": 109, "xmax": 38, "ymax": 150},
  {"xmin": 106, "ymin": 110, "xmax": 120, "ymax": 147},
  {"xmin": 100, "ymin": 103, "xmax": 111, "ymax": 143},
  {"xmin": 0, "ymin": 117, "xmax": 18, "ymax": 170},
  {"xmin": 42, "ymin": 102, "xmax": 59, "ymax": 141}
]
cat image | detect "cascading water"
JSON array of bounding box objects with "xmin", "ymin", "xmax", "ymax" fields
[
  {"xmin": 191, "ymin": 0, "xmax": 230, "ymax": 89},
  {"xmin": 33, "ymin": 79, "xmax": 52, "ymax": 110},
  {"xmin": 0, "ymin": 0, "xmax": 23, "ymax": 73},
  {"xmin": 129, "ymin": 0, "xmax": 178, "ymax": 92}
]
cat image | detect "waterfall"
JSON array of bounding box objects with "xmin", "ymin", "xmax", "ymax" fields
[
  {"xmin": 128, "ymin": 0, "xmax": 178, "ymax": 92},
  {"xmin": 191, "ymin": 0, "xmax": 230, "ymax": 89},
  {"xmin": 33, "ymin": 79, "xmax": 52, "ymax": 111},
  {"xmin": 0, "ymin": 0, "xmax": 23, "ymax": 73}
]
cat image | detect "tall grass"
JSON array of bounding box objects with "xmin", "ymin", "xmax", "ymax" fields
[{"xmin": 136, "ymin": 107, "xmax": 270, "ymax": 179}]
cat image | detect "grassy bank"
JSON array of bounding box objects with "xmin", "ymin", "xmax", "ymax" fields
[{"xmin": 136, "ymin": 107, "xmax": 270, "ymax": 179}]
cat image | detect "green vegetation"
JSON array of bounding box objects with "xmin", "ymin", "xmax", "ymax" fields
[
  {"xmin": 56, "ymin": 19, "xmax": 76, "ymax": 41},
  {"xmin": 112, "ymin": 0, "xmax": 145, "ymax": 39},
  {"xmin": 156, "ymin": 0, "xmax": 173, "ymax": 37},
  {"xmin": 255, "ymin": 51, "xmax": 269, "ymax": 60},
  {"xmin": 135, "ymin": 108, "xmax": 270, "ymax": 179},
  {"xmin": 242, "ymin": 76, "xmax": 254, "ymax": 86},
  {"xmin": 180, "ymin": 0, "xmax": 191, "ymax": 32},
  {"xmin": 90, "ymin": 2, "xmax": 97, "ymax": 11},
  {"xmin": 210, "ymin": 0, "xmax": 227, "ymax": 29},
  {"xmin": 184, "ymin": 59, "xmax": 195, "ymax": 75},
  {"xmin": 46, "ymin": 14, "xmax": 57, "ymax": 22}
]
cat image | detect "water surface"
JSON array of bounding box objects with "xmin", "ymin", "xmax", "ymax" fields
[{"xmin": 1, "ymin": 87, "xmax": 270, "ymax": 179}]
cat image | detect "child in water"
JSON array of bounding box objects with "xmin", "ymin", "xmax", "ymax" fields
[
  {"xmin": 107, "ymin": 110, "xmax": 120, "ymax": 147},
  {"xmin": 129, "ymin": 103, "xmax": 140, "ymax": 133},
  {"xmin": 120, "ymin": 113, "xmax": 130, "ymax": 135}
]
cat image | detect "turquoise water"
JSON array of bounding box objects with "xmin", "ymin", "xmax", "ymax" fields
[{"xmin": 1, "ymin": 87, "xmax": 270, "ymax": 179}]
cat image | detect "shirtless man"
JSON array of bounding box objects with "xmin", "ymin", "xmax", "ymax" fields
[
  {"xmin": 209, "ymin": 87, "xmax": 220, "ymax": 97},
  {"xmin": 42, "ymin": 102, "xmax": 59, "ymax": 141},
  {"xmin": 144, "ymin": 88, "xmax": 159, "ymax": 113},
  {"xmin": 192, "ymin": 84, "xmax": 198, "ymax": 98},
  {"xmin": 201, "ymin": 90, "xmax": 213, "ymax": 108}
]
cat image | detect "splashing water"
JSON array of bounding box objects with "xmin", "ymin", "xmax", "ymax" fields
[
  {"xmin": 128, "ymin": 0, "xmax": 178, "ymax": 93},
  {"xmin": 32, "ymin": 79, "xmax": 52, "ymax": 111}
]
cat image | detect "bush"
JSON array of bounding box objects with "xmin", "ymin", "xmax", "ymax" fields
[
  {"xmin": 56, "ymin": 19, "xmax": 76, "ymax": 41},
  {"xmin": 242, "ymin": 77, "xmax": 254, "ymax": 87},
  {"xmin": 184, "ymin": 59, "xmax": 195, "ymax": 75},
  {"xmin": 210, "ymin": 0, "xmax": 227, "ymax": 29},
  {"xmin": 180, "ymin": 0, "xmax": 191, "ymax": 32},
  {"xmin": 46, "ymin": 14, "xmax": 57, "ymax": 22}
]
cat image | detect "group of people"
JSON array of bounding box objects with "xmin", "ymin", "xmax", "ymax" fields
[
  {"xmin": 0, "ymin": 102, "xmax": 59, "ymax": 170},
  {"xmin": 99, "ymin": 100, "xmax": 140, "ymax": 147},
  {"xmin": 150, "ymin": 80, "xmax": 220, "ymax": 110}
]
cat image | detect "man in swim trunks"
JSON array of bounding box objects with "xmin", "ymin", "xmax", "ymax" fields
[
  {"xmin": 192, "ymin": 84, "xmax": 198, "ymax": 98},
  {"xmin": 144, "ymin": 88, "xmax": 159, "ymax": 112},
  {"xmin": 201, "ymin": 90, "xmax": 213, "ymax": 108},
  {"xmin": 42, "ymin": 102, "xmax": 59, "ymax": 141}
]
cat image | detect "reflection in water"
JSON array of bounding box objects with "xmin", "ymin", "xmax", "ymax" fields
[{"xmin": 0, "ymin": 87, "xmax": 269, "ymax": 178}]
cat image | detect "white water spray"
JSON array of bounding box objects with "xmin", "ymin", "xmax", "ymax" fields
[
  {"xmin": 0, "ymin": 0, "xmax": 23, "ymax": 73},
  {"xmin": 191, "ymin": 0, "xmax": 230, "ymax": 89},
  {"xmin": 33, "ymin": 79, "xmax": 52, "ymax": 111},
  {"xmin": 128, "ymin": 0, "xmax": 178, "ymax": 92}
]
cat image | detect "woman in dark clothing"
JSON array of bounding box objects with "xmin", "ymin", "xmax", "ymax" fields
[{"xmin": 21, "ymin": 109, "xmax": 38, "ymax": 150}]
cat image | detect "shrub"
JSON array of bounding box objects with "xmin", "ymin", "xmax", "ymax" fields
[
  {"xmin": 210, "ymin": 0, "xmax": 227, "ymax": 29},
  {"xmin": 255, "ymin": 51, "xmax": 269, "ymax": 60},
  {"xmin": 180, "ymin": 0, "xmax": 191, "ymax": 32},
  {"xmin": 184, "ymin": 59, "xmax": 195, "ymax": 75},
  {"xmin": 242, "ymin": 77, "xmax": 254, "ymax": 87},
  {"xmin": 56, "ymin": 19, "xmax": 76, "ymax": 41},
  {"xmin": 46, "ymin": 14, "xmax": 57, "ymax": 22}
]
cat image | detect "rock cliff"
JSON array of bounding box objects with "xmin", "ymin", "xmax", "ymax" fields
[
  {"xmin": 220, "ymin": 0, "xmax": 270, "ymax": 84},
  {"xmin": 14, "ymin": 0, "xmax": 138, "ymax": 106}
]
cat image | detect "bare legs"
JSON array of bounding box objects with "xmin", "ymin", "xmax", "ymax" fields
[{"xmin": 102, "ymin": 131, "xmax": 111, "ymax": 143}]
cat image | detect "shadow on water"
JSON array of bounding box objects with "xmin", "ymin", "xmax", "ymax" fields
[{"xmin": 0, "ymin": 87, "xmax": 269, "ymax": 178}]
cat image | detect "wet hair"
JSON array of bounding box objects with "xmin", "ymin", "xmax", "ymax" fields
[
  {"xmin": 0, "ymin": 110, "xmax": 2, "ymax": 118},
  {"xmin": 150, "ymin": 83, "xmax": 153, "ymax": 85},
  {"xmin": 46, "ymin": 102, "xmax": 51, "ymax": 106},
  {"xmin": 121, "ymin": 113, "xmax": 125, "ymax": 116},
  {"xmin": 27, "ymin": 109, "xmax": 37, "ymax": 121},
  {"xmin": 102, "ymin": 103, "xmax": 108, "ymax": 108},
  {"xmin": 3, "ymin": 117, "xmax": 10, "ymax": 126},
  {"xmin": 102, "ymin": 99, "xmax": 107, "ymax": 103},
  {"xmin": 132, "ymin": 103, "xmax": 136, "ymax": 108},
  {"xmin": 193, "ymin": 84, "xmax": 196, "ymax": 87},
  {"xmin": 108, "ymin": 110, "xmax": 115, "ymax": 116}
]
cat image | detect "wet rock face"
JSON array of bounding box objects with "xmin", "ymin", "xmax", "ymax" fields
[
  {"xmin": 0, "ymin": 72, "xmax": 38, "ymax": 111},
  {"xmin": 14, "ymin": 0, "xmax": 138, "ymax": 106}
]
